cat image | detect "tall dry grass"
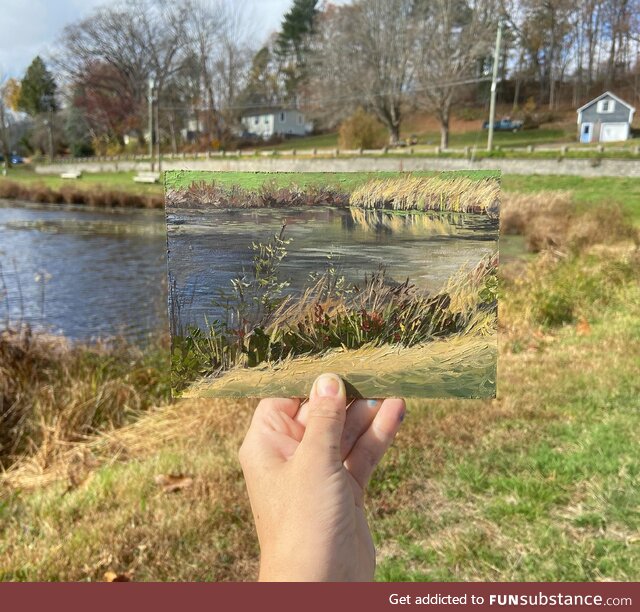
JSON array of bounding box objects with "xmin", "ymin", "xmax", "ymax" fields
[
  {"xmin": 501, "ymin": 191, "xmax": 638, "ymax": 253},
  {"xmin": 0, "ymin": 180, "xmax": 163, "ymax": 208},
  {"xmin": 0, "ymin": 327, "xmax": 170, "ymax": 470},
  {"xmin": 349, "ymin": 175, "xmax": 500, "ymax": 214}
]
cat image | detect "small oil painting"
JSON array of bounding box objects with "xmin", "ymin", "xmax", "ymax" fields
[{"xmin": 165, "ymin": 171, "xmax": 499, "ymax": 399}]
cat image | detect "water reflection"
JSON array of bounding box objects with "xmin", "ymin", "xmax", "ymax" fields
[{"xmin": 167, "ymin": 206, "xmax": 498, "ymax": 332}]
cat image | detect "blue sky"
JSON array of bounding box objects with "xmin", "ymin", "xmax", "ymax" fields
[{"xmin": 0, "ymin": 0, "xmax": 293, "ymax": 78}]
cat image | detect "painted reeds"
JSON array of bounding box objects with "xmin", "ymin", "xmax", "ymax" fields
[
  {"xmin": 166, "ymin": 180, "xmax": 350, "ymax": 210},
  {"xmin": 349, "ymin": 175, "xmax": 500, "ymax": 215}
]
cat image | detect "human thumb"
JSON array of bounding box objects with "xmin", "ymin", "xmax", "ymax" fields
[{"xmin": 299, "ymin": 373, "xmax": 347, "ymax": 462}]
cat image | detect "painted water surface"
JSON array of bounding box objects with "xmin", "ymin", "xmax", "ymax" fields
[
  {"xmin": 167, "ymin": 201, "xmax": 499, "ymax": 399},
  {"xmin": 167, "ymin": 206, "xmax": 498, "ymax": 332},
  {"xmin": 0, "ymin": 202, "xmax": 167, "ymax": 341}
]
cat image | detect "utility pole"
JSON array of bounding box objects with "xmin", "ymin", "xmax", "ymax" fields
[
  {"xmin": 487, "ymin": 19, "xmax": 503, "ymax": 152},
  {"xmin": 155, "ymin": 83, "xmax": 161, "ymax": 173},
  {"xmin": 148, "ymin": 77, "xmax": 155, "ymax": 172},
  {"xmin": 47, "ymin": 106, "xmax": 54, "ymax": 162},
  {"xmin": 42, "ymin": 94, "xmax": 54, "ymax": 162}
]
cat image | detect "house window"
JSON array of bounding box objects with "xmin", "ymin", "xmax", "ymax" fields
[
  {"xmin": 298, "ymin": 114, "xmax": 303, "ymax": 124},
  {"xmin": 264, "ymin": 116, "xmax": 269, "ymax": 124},
  {"xmin": 597, "ymin": 99, "xmax": 615, "ymax": 113},
  {"xmin": 254, "ymin": 117, "xmax": 259, "ymax": 125},
  {"xmin": 280, "ymin": 112, "xmax": 285, "ymax": 122}
]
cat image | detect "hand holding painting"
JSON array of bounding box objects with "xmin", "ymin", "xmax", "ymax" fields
[{"xmin": 239, "ymin": 373, "xmax": 405, "ymax": 582}]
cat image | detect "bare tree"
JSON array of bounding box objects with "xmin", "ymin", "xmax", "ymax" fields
[
  {"xmin": 57, "ymin": 0, "xmax": 191, "ymax": 144},
  {"xmin": 415, "ymin": 0, "xmax": 497, "ymax": 148},
  {"xmin": 310, "ymin": 0, "xmax": 418, "ymax": 144}
]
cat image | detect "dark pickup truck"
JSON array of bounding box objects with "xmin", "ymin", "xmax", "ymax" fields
[{"xmin": 482, "ymin": 118, "xmax": 524, "ymax": 132}]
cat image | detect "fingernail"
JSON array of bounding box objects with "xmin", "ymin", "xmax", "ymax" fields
[
  {"xmin": 315, "ymin": 373, "xmax": 343, "ymax": 398},
  {"xmin": 367, "ymin": 399, "xmax": 378, "ymax": 408}
]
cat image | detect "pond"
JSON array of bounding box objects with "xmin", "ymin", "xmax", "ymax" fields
[
  {"xmin": 0, "ymin": 202, "xmax": 168, "ymax": 342},
  {"xmin": 167, "ymin": 206, "xmax": 499, "ymax": 333}
]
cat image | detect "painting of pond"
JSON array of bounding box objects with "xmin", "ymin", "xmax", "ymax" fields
[{"xmin": 165, "ymin": 171, "xmax": 500, "ymax": 399}]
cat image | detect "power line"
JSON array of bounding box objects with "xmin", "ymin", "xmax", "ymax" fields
[{"xmin": 157, "ymin": 75, "xmax": 495, "ymax": 114}]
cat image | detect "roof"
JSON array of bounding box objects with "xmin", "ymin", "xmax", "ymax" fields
[
  {"xmin": 240, "ymin": 106, "xmax": 302, "ymax": 118},
  {"xmin": 576, "ymin": 91, "xmax": 636, "ymax": 114}
]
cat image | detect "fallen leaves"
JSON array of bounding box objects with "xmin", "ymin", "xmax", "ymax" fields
[
  {"xmin": 103, "ymin": 570, "xmax": 131, "ymax": 582},
  {"xmin": 154, "ymin": 473, "xmax": 194, "ymax": 493},
  {"xmin": 576, "ymin": 317, "xmax": 591, "ymax": 336}
]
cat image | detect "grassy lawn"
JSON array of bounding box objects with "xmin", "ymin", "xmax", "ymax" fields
[
  {"xmin": 265, "ymin": 132, "xmax": 339, "ymax": 150},
  {"xmin": 260, "ymin": 128, "xmax": 573, "ymax": 150},
  {"xmin": 3, "ymin": 166, "xmax": 639, "ymax": 224},
  {"xmin": 0, "ymin": 166, "xmax": 162, "ymax": 196},
  {"xmin": 3, "ymin": 167, "xmax": 639, "ymax": 222},
  {"xmin": 1, "ymin": 294, "xmax": 638, "ymax": 580},
  {"xmin": 502, "ymin": 175, "xmax": 640, "ymax": 222}
]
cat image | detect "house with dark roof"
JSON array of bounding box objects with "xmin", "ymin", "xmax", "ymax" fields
[
  {"xmin": 576, "ymin": 92, "xmax": 635, "ymax": 143},
  {"xmin": 240, "ymin": 106, "xmax": 312, "ymax": 140}
]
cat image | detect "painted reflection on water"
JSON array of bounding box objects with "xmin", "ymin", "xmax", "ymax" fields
[{"xmin": 165, "ymin": 171, "xmax": 500, "ymax": 399}]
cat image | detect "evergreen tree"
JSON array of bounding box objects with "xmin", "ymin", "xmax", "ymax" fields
[
  {"xmin": 275, "ymin": 0, "xmax": 319, "ymax": 101},
  {"xmin": 17, "ymin": 56, "xmax": 57, "ymax": 116}
]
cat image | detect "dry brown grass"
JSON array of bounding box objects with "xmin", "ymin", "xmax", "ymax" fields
[
  {"xmin": 166, "ymin": 181, "xmax": 349, "ymax": 210},
  {"xmin": 0, "ymin": 180, "xmax": 163, "ymax": 208},
  {"xmin": 0, "ymin": 328, "xmax": 169, "ymax": 472},
  {"xmin": 349, "ymin": 175, "xmax": 500, "ymax": 214},
  {"xmin": 501, "ymin": 191, "xmax": 639, "ymax": 253}
]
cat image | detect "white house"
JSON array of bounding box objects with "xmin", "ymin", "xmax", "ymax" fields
[
  {"xmin": 576, "ymin": 91, "xmax": 636, "ymax": 143},
  {"xmin": 240, "ymin": 107, "xmax": 312, "ymax": 139}
]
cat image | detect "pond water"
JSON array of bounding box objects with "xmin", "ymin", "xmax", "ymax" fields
[
  {"xmin": 0, "ymin": 202, "xmax": 501, "ymax": 344},
  {"xmin": 167, "ymin": 206, "xmax": 499, "ymax": 333},
  {"xmin": 0, "ymin": 202, "xmax": 168, "ymax": 342}
]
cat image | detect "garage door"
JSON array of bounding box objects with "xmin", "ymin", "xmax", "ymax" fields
[{"xmin": 600, "ymin": 123, "xmax": 628, "ymax": 142}]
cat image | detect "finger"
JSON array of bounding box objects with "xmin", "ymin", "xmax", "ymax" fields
[
  {"xmin": 344, "ymin": 398, "xmax": 405, "ymax": 489},
  {"xmin": 297, "ymin": 395, "xmax": 384, "ymax": 459},
  {"xmin": 240, "ymin": 398, "xmax": 303, "ymax": 467},
  {"xmin": 340, "ymin": 399, "xmax": 382, "ymax": 459},
  {"xmin": 298, "ymin": 373, "xmax": 347, "ymax": 463},
  {"xmin": 252, "ymin": 397, "xmax": 305, "ymax": 440}
]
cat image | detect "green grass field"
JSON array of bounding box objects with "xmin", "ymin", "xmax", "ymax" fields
[
  {"xmin": 1, "ymin": 295, "xmax": 638, "ymax": 580},
  {"xmin": 261, "ymin": 128, "xmax": 574, "ymax": 150},
  {"xmin": 0, "ymin": 167, "xmax": 161, "ymax": 195}
]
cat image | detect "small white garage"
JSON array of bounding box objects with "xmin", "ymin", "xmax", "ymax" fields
[{"xmin": 576, "ymin": 92, "xmax": 635, "ymax": 143}]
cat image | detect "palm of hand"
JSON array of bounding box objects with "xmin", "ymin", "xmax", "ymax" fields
[{"xmin": 240, "ymin": 391, "xmax": 404, "ymax": 582}]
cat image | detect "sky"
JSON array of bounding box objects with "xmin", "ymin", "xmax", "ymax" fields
[{"xmin": 0, "ymin": 0, "xmax": 293, "ymax": 78}]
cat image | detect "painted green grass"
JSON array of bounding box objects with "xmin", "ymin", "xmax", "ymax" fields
[{"xmin": 164, "ymin": 169, "xmax": 498, "ymax": 192}]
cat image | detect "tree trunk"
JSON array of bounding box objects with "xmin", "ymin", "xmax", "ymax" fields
[
  {"xmin": 389, "ymin": 122, "xmax": 400, "ymax": 145},
  {"xmin": 168, "ymin": 113, "xmax": 178, "ymax": 154},
  {"xmin": 439, "ymin": 119, "xmax": 449, "ymax": 149}
]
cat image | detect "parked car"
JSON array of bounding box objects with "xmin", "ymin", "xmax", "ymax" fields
[
  {"xmin": 0, "ymin": 154, "xmax": 24, "ymax": 164},
  {"xmin": 482, "ymin": 118, "xmax": 524, "ymax": 132}
]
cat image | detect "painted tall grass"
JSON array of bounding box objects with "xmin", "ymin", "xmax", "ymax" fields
[
  {"xmin": 172, "ymin": 252, "xmax": 498, "ymax": 395},
  {"xmin": 349, "ymin": 175, "xmax": 500, "ymax": 215}
]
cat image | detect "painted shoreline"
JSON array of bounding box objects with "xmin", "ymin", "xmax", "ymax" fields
[{"xmin": 181, "ymin": 334, "xmax": 497, "ymax": 399}]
